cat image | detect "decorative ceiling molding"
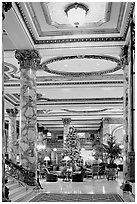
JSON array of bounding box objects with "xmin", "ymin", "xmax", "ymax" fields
[
  {"xmin": 61, "ymin": 108, "xmax": 111, "ymax": 113},
  {"xmin": 4, "ymin": 62, "xmax": 18, "ymax": 74},
  {"xmin": 4, "ymin": 80, "xmax": 123, "ymax": 87},
  {"xmin": 41, "ymin": 2, "xmax": 111, "ymax": 29},
  {"xmin": 37, "ymin": 108, "xmax": 112, "ymax": 115},
  {"xmin": 4, "ymin": 96, "xmax": 16, "ymax": 106},
  {"xmin": 5, "ymin": 93, "xmax": 123, "ymax": 107},
  {"xmin": 15, "ymin": 2, "xmax": 135, "ymax": 44},
  {"xmin": 36, "ymin": 74, "xmax": 124, "ymax": 82},
  {"xmin": 37, "ymin": 101, "xmax": 123, "ymax": 106},
  {"xmin": 42, "ymin": 55, "xmax": 121, "ymax": 76},
  {"xmin": 39, "ymin": 97, "xmax": 123, "ymax": 102}
]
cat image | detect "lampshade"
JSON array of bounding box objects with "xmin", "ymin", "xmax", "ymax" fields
[
  {"xmin": 65, "ymin": 2, "xmax": 89, "ymax": 28},
  {"xmin": 36, "ymin": 143, "xmax": 45, "ymax": 150},
  {"xmin": 63, "ymin": 156, "xmax": 71, "ymax": 161},
  {"xmin": 44, "ymin": 156, "xmax": 50, "ymax": 161}
]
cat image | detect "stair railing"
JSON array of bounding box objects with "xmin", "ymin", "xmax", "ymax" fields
[{"xmin": 5, "ymin": 159, "xmax": 36, "ymax": 187}]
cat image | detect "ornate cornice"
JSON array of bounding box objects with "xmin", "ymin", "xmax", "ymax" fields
[
  {"xmin": 15, "ymin": 2, "xmax": 135, "ymax": 44},
  {"xmin": 15, "ymin": 50, "xmax": 41, "ymax": 69},
  {"xmin": 42, "ymin": 55, "xmax": 121, "ymax": 76},
  {"xmin": 4, "ymin": 80, "xmax": 123, "ymax": 88},
  {"xmin": 40, "ymin": 97, "xmax": 123, "ymax": 102},
  {"xmin": 2, "ymin": 2, "xmax": 12, "ymax": 20},
  {"xmin": 37, "ymin": 98, "xmax": 123, "ymax": 106}
]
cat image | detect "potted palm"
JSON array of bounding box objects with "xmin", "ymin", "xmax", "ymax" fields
[
  {"xmin": 92, "ymin": 133, "xmax": 122, "ymax": 170},
  {"xmin": 103, "ymin": 133, "xmax": 122, "ymax": 165}
]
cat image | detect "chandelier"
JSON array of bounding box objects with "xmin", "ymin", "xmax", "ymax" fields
[{"xmin": 65, "ymin": 2, "xmax": 89, "ymax": 28}]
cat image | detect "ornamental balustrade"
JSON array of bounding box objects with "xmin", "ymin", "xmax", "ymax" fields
[{"xmin": 5, "ymin": 159, "xmax": 36, "ymax": 186}]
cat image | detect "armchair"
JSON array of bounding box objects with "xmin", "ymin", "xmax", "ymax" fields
[
  {"xmin": 91, "ymin": 164, "xmax": 99, "ymax": 179},
  {"xmin": 43, "ymin": 168, "xmax": 58, "ymax": 182},
  {"xmin": 72, "ymin": 171, "xmax": 84, "ymax": 182}
]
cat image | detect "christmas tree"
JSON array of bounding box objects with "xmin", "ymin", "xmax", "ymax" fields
[{"xmin": 63, "ymin": 126, "xmax": 81, "ymax": 167}]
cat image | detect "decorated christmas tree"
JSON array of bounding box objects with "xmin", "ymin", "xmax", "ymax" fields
[{"xmin": 63, "ymin": 126, "xmax": 81, "ymax": 167}]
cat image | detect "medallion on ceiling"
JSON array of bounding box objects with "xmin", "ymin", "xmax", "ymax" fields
[
  {"xmin": 42, "ymin": 55, "xmax": 121, "ymax": 77},
  {"xmin": 43, "ymin": 2, "xmax": 111, "ymax": 28}
]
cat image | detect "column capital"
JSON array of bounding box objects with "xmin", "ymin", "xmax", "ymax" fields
[
  {"xmin": 6, "ymin": 108, "xmax": 18, "ymax": 117},
  {"xmin": 120, "ymin": 45, "xmax": 129, "ymax": 69},
  {"xmin": 15, "ymin": 50, "xmax": 41, "ymax": 69},
  {"xmin": 62, "ymin": 118, "xmax": 71, "ymax": 125},
  {"xmin": 2, "ymin": 2, "xmax": 12, "ymax": 20}
]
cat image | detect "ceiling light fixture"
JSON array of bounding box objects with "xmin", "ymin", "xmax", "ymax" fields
[{"xmin": 65, "ymin": 2, "xmax": 89, "ymax": 28}]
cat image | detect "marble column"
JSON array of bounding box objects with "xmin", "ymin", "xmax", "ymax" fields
[
  {"xmin": 122, "ymin": 40, "xmax": 135, "ymax": 183},
  {"xmin": 43, "ymin": 129, "xmax": 48, "ymax": 148},
  {"xmin": 37, "ymin": 126, "xmax": 44, "ymax": 145},
  {"xmin": 6, "ymin": 108, "xmax": 18, "ymax": 163},
  {"xmin": 122, "ymin": 53, "xmax": 129, "ymax": 183},
  {"xmin": 15, "ymin": 50, "xmax": 41, "ymax": 174},
  {"xmin": 127, "ymin": 16, "xmax": 135, "ymax": 182},
  {"xmin": 102, "ymin": 118, "xmax": 111, "ymax": 135},
  {"xmin": 62, "ymin": 118, "xmax": 71, "ymax": 147}
]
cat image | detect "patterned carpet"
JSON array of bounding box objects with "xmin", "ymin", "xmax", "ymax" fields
[{"xmin": 30, "ymin": 193, "xmax": 124, "ymax": 202}]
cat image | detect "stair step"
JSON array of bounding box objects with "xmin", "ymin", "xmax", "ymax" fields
[
  {"xmin": 9, "ymin": 186, "xmax": 27, "ymax": 199},
  {"xmin": 7, "ymin": 182, "xmax": 20, "ymax": 190},
  {"xmin": 7, "ymin": 178, "xmax": 16, "ymax": 185},
  {"xmin": 11, "ymin": 188, "xmax": 35, "ymax": 202}
]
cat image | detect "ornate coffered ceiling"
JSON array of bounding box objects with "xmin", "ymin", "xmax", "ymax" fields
[{"xmin": 3, "ymin": 2, "xmax": 134, "ymax": 135}]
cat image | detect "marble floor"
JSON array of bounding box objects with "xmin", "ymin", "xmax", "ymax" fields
[{"xmin": 36, "ymin": 172, "xmax": 135, "ymax": 202}]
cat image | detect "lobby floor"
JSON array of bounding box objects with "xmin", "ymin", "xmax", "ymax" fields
[{"xmin": 37, "ymin": 172, "xmax": 134, "ymax": 202}]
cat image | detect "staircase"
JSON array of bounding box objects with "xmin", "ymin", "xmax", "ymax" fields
[{"xmin": 6, "ymin": 177, "xmax": 37, "ymax": 202}]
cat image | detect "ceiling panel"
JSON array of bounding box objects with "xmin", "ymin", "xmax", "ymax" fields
[{"xmin": 3, "ymin": 1, "xmax": 133, "ymax": 132}]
